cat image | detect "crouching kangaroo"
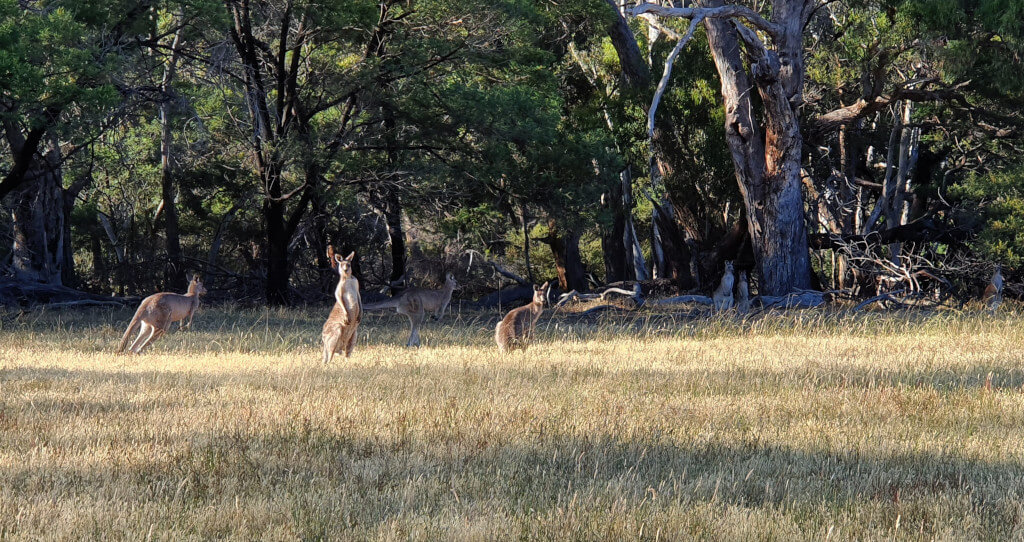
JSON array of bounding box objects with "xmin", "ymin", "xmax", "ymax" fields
[
  {"xmin": 117, "ymin": 274, "xmax": 207, "ymax": 354},
  {"xmin": 322, "ymin": 248, "xmax": 362, "ymax": 363},
  {"xmin": 495, "ymin": 282, "xmax": 548, "ymax": 353},
  {"xmin": 983, "ymin": 264, "xmax": 1004, "ymax": 313}
]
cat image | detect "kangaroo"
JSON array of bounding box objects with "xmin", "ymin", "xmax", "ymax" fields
[
  {"xmin": 117, "ymin": 274, "xmax": 207, "ymax": 354},
  {"xmin": 322, "ymin": 248, "xmax": 362, "ymax": 363},
  {"xmin": 364, "ymin": 272, "xmax": 458, "ymax": 347},
  {"xmin": 982, "ymin": 264, "xmax": 1003, "ymax": 312},
  {"xmin": 735, "ymin": 270, "xmax": 751, "ymax": 314},
  {"xmin": 495, "ymin": 282, "xmax": 548, "ymax": 353},
  {"xmin": 712, "ymin": 260, "xmax": 735, "ymax": 311}
]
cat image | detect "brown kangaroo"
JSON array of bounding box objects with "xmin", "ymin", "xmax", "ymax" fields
[
  {"xmin": 364, "ymin": 272, "xmax": 458, "ymax": 347},
  {"xmin": 322, "ymin": 248, "xmax": 362, "ymax": 363},
  {"xmin": 982, "ymin": 264, "xmax": 1003, "ymax": 312},
  {"xmin": 117, "ymin": 274, "xmax": 207, "ymax": 354},
  {"xmin": 495, "ymin": 282, "xmax": 548, "ymax": 353}
]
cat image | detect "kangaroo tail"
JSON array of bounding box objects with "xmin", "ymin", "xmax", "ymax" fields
[
  {"xmin": 117, "ymin": 305, "xmax": 146, "ymax": 353},
  {"xmin": 362, "ymin": 299, "xmax": 401, "ymax": 311}
]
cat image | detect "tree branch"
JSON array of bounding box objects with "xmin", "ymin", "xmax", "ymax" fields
[{"xmin": 631, "ymin": 3, "xmax": 781, "ymax": 39}]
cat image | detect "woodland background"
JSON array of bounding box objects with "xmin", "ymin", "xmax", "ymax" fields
[{"xmin": 2, "ymin": 0, "xmax": 1023, "ymax": 307}]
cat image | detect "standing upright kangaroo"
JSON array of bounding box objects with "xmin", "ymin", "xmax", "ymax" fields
[
  {"xmin": 117, "ymin": 274, "xmax": 207, "ymax": 354},
  {"xmin": 495, "ymin": 282, "xmax": 548, "ymax": 353},
  {"xmin": 712, "ymin": 260, "xmax": 735, "ymax": 311},
  {"xmin": 983, "ymin": 264, "xmax": 1004, "ymax": 312},
  {"xmin": 322, "ymin": 248, "xmax": 362, "ymax": 363},
  {"xmin": 363, "ymin": 272, "xmax": 458, "ymax": 347},
  {"xmin": 735, "ymin": 270, "xmax": 751, "ymax": 314}
]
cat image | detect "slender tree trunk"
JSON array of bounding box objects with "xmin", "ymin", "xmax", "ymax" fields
[
  {"xmin": 621, "ymin": 167, "xmax": 649, "ymax": 281},
  {"xmin": 521, "ymin": 205, "xmax": 535, "ymax": 283},
  {"xmin": 159, "ymin": 21, "xmax": 186, "ymax": 290},
  {"xmin": 601, "ymin": 179, "xmax": 630, "ymax": 282},
  {"xmin": 370, "ymin": 190, "xmax": 407, "ymax": 294}
]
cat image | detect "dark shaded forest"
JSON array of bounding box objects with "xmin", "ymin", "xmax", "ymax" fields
[{"xmin": 2, "ymin": 0, "xmax": 1023, "ymax": 307}]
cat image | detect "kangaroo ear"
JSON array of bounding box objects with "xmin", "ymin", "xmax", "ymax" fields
[
  {"xmin": 334, "ymin": 253, "xmax": 345, "ymax": 265},
  {"xmin": 345, "ymin": 251, "xmax": 355, "ymax": 262}
]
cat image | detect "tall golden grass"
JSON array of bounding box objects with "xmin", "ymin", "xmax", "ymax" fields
[{"xmin": 1, "ymin": 304, "xmax": 1022, "ymax": 540}]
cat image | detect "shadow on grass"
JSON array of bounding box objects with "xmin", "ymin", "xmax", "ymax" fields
[{"xmin": 2, "ymin": 422, "xmax": 1023, "ymax": 538}]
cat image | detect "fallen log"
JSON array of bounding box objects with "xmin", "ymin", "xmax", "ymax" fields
[
  {"xmin": 650, "ymin": 294, "xmax": 713, "ymax": 306},
  {"xmin": 0, "ymin": 279, "xmax": 137, "ymax": 308},
  {"xmin": 755, "ymin": 291, "xmax": 828, "ymax": 310}
]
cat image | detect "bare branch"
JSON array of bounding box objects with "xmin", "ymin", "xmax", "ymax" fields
[
  {"xmin": 631, "ymin": 3, "xmax": 781, "ymax": 39},
  {"xmin": 645, "ymin": 15, "xmax": 704, "ymax": 138}
]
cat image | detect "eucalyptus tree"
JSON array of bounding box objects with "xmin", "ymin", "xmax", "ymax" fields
[{"xmin": 1, "ymin": 1, "xmax": 161, "ymax": 285}]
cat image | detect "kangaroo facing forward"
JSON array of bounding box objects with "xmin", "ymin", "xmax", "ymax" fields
[
  {"xmin": 117, "ymin": 274, "xmax": 207, "ymax": 354},
  {"xmin": 735, "ymin": 270, "xmax": 751, "ymax": 314},
  {"xmin": 712, "ymin": 260, "xmax": 735, "ymax": 311},
  {"xmin": 322, "ymin": 248, "xmax": 362, "ymax": 363},
  {"xmin": 364, "ymin": 272, "xmax": 458, "ymax": 347},
  {"xmin": 495, "ymin": 282, "xmax": 548, "ymax": 353}
]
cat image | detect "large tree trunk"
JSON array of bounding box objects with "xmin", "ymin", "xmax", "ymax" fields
[
  {"xmin": 702, "ymin": 4, "xmax": 812, "ymax": 295},
  {"xmin": 264, "ymin": 211, "xmax": 291, "ymax": 305},
  {"xmin": 9, "ymin": 145, "xmax": 65, "ymax": 285},
  {"xmin": 540, "ymin": 219, "xmax": 588, "ymax": 292},
  {"xmin": 540, "ymin": 226, "xmax": 589, "ymax": 293}
]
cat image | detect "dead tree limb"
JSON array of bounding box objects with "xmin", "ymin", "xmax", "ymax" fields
[{"xmin": 466, "ymin": 250, "xmax": 528, "ymax": 286}]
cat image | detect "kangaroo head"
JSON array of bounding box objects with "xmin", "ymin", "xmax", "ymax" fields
[
  {"xmin": 189, "ymin": 274, "xmax": 208, "ymax": 296},
  {"xmin": 533, "ymin": 282, "xmax": 549, "ymax": 305},
  {"xmin": 445, "ymin": 272, "xmax": 458, "ymax": 290},
  {"xmin": 724, "ymin": 260, "xmax": 734, "ymax": 274},
  {"xmin": 334, "ymin": 252, "xmax": 355, "ymax": 280}
]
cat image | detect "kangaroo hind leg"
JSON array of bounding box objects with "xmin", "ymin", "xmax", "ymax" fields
[
  {"xmin": 136, "ymin": 318, "xmax": 169, "ymax": 353},
  {"xmin": 130, "ymin": 323, "xmax": 154, "ymax": 354},
  {"xmin": 323, "ymin": 329, "xmax": 343, "ymax": 364},
  {"xmin": 406, "ymin": 311, "xmax": 424, "ymax": 347},
  {"xmin": 344, "ymin": 330, "xmax": 357, "ymax": 358}
]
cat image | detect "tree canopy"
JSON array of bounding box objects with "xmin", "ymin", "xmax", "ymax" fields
[{"xmin": 2, "ymin": 0, "xmax": 1022, "ymax": 305}]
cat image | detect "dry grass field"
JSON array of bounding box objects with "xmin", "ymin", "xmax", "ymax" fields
[{"xmin": 1, "ymin": 303, "xmax": 1023, "ymax": 540}]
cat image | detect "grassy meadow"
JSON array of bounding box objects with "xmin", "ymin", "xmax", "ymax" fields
[{"xmin": 1, "ymin": 303, "xmax": 1023, "ymax": 540}]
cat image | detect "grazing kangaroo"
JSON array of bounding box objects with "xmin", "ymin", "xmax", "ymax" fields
[
  {"xmin": 712, "ymin": 260, "xmax": 735, "ymax": 311},
  {"xmin": 364, "ymin": 272, "xmax": 458, "ymax": 347},
  {"xmin": 117, "ymin": 274, "xmax": 207, "ymax": 354},
  {"xmin": 495, "ymin": 282, "xmax": 548, "ymax": 353},
  {"xmin": 982, "ymin": 264, "xmax": 1003, "ymax": 312},
  {"xmin": 735, "ymin": 270, "xmax": 751, "ymax": 314},
  {"xmin": 322, "ymin": 248, "xmax": 362, "ymax": 363}
]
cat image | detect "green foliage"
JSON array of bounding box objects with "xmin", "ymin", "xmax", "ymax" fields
[{"xmin": 950, "ymin": 167, "xmax": 1024, "ymax": 266}]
